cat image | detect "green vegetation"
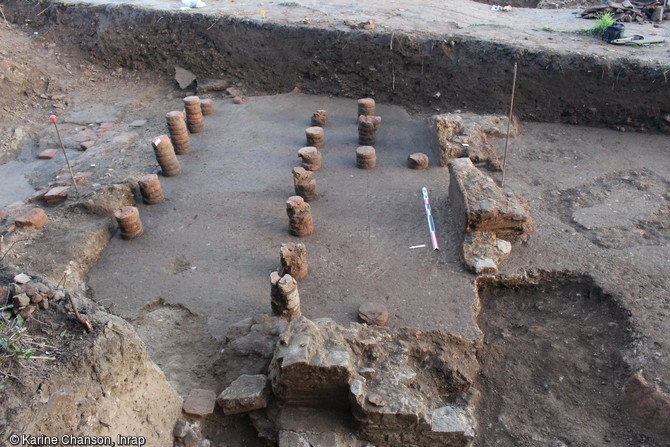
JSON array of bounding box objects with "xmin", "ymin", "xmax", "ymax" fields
[
  {"xmin": 0, "ymin": 314, "xmax": 32, "ymax": 360},
  {"xmin": 582, "ymin": 12, "xmax": 616, "ymax": 37}
]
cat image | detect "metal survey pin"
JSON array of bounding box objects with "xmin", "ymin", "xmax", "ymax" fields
[{"xmin": 50, "ymin": 115, "xmax": 79, "ymax": 194}]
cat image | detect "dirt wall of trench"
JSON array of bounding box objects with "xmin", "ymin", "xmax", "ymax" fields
[{"xmin": 3, "ymin": 0, "xmax": 670, "ymax": 132}]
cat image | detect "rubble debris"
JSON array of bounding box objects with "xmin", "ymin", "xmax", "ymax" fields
[
  {"xmin": 357, "ymin": 302, "xmax": 389, "ymax": 326},
  {"xmin": 276, "ymin": 407, "xmax": 367, "ymax": 446},
  {"xmin": 432, "ymin": 112, "xmax": 518, "ymax": 169},
  {"xmin": 270, "ymin": 272, "xmax": 301, "ymax": 321},
  {"xmin": 44, "ymin": 186, "xmax": 70, "ymax": 206},
  {"xmin": 152, "ymin": 135, "xmax": 182, "ymax": 177},
  {"xmin": 197, "ymin": 78, "xmax": 229, "ymax": 93},
  {"xmin": 172, "ymin": 419, "xmax": 211, "ymax": 447},
  {"xmin": 346, "ymin": 19, "xmax": 376, "ymax": 30},
  {"xmin": 279, "ymin": 242, "xmax": 308, "ymax": 280},
  {"xmin": 28, "ymin": 189, "xmax": 49, "ymax": 203},
  {"xmin": 357, "ymin": 97, "xmax": 376, "ymax": 117},
  {"xmin": 129, "ymin": 119, "xmax": 147, "ymax": 128},
  {"xmin": 114, "ymin": 206, "xmax": 144, "ymax": 240},
  {"xmin": 218, "ymin": 314, "xmax": 288, "ymax": 387},
  {"xmin": 233, "ymin": 96, "xmax": 247, "ymax": 104},
  {"xmin": 173, "ymin": 420, "xmax": 190, "ymax": 439},
  {"xmin": 200, "ymin": 98, "xmax": 214, "ymax": 116},
  {"xmin": 13, "ymin": 273, "xmax": 32, "ymax": 284},
  {"xmin": 138, "ymin": 174, "xmax": 165, "ymax": 205},
  {"xmin": 217, "ymin": 374, "xmax": 270, "ymax": 415},
  {"xmin": 268, "ymin": 317, "xmax": 479, "ymax": 446},
  {"xmin": 166, "ymin": 111, "xmax": 192, "ymax": 155},
  {"xmin": 292, "ymin": 167, "xmax": 318, "ymax": 202},
  {"xmin": 306, "ymin": 126, "xmax": 324, "ymax": 148},
  {"xmin": 461, "ymin": 230, "xmax": 512, "ymax": 274},
  {"xmin": 249, "ymin": 409, "xmax": 278, "ymax": 443},
  {"xmin": 448, "ymin": 157, "xmax": 532, "ymax": 242},
  {"xmin": 80, "ymin": 140, "xmax": 95, "ymax": 151},
  {"xmin": 355, "ymin": 146, "xmax": 376, "ymax": 169},
  {"xmin": 14, "ymin": 208, "xmax": 48, "ymax": 229},
  {"xmin": 298, "ymin": 146, "xmax": 322, "ymax": 171},
  {"xmin": 286, "ymin": 196, "xmax": 313, "ymax": 237},
  {"xmin": 407, "ymin": 152, "xmax": 430, "ymax": 170},
  {"xmin": 183, "ymin": 96, "xmax": 204, "ymax": 133},
  {"xmin": 358, "ymin": 115, "xmax": 381, "ymax": 146},
  {"xmin": 623, "ymin": 372, "xmax": 670, "ymax": 437},
  {"xmin": 80, "ymin": 183, "xmax": 134, "ymax": 216},
  {"xmin": 311, "ymin": 109, "xmax": 328, "ymax": 127},
  {"xmin": 13, "ymin": 293, "xmax": 30, "ymax": 308},
  {"xmin": 7, "ymin": 276, "xmax": 75, "ymax": 320},
  {"xmin": 581, "ymin": 1, "xmax": 666, "ymax": 23}
]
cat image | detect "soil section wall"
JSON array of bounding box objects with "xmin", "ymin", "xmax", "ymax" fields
[{"xmin": 3, "ymin": 0, "xmax": 670, "ymax": 131}]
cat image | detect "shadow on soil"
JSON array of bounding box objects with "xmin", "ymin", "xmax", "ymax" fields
[{"xmin": 473, "ymin": 272, "xmax": 665, "ymax": 446}]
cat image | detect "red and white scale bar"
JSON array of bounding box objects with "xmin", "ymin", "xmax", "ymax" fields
[{"xmin": 422, "ymin": 187, "xmax": 439, "ymax": 250}]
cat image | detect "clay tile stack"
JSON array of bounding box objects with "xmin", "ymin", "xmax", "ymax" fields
[
  {"xmin": 292, "ymin": 167, "xmax": 318, "ymax": 202},
  {"xmin": 200, "ymin": 98, "xmax": 214, "ymax": 116},
  {"xmin": 357, "ymin": 97, "xmax": 375, "ymax": 117},
  {"xmin": 138, "ymin": 174, "xmax": 164, "ymax": 205},
  {"xmin": 311, "ymin": 110, "xmax": 328, "ymax": 127},
  {"xmin": 286, "ymin": 196, "xmax": 313, "ymax": 237},
  {"xmin": 358, "ymin": 115, "xmax": 381, "ymax": 146},
  {"xmin": 356, "ymin": 146, "xmax": 376, "ymax": 169},
  {"xmin": 114, "ymin": 206, "xmax": 143, "ymax": 240},
  {"xmin": 298, "ymin": 146, "xmax": 322, "ymax": 171},
  {"xmin": 166, "ymin": 111, "xmax": 192, "ymax": 155},
  {"xmin": 305, "ymin": 127, "xmax": 324, "ymax": 148},
  {"xmin": 152, "ymin": 135, "xmax": 181, "ymax": 177},
  {"xmin": 183, "ymin": 96, "xmax": 204, "ymax": 133}
]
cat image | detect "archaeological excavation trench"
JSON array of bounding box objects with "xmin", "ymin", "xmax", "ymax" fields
[{"xmin": 1, "ymin": 0, "xmax": 670, "ymax": 446}]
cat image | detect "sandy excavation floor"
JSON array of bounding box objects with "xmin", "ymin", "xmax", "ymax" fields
[{"xmin": 87, "ymin": 93, "xmax": 478, "ymax": 340}]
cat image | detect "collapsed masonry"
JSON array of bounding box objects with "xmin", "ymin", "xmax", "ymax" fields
[
  {"xmin": 432, "ymin": 113, "xmax": 519, "ymax": 170},
  {"xmin": 448, "ymin": 156, "xmax": 533, "ymax": 274},
  {"xmin": 216, "ymin": 316, "xmax": 479, "ymax": 447},
  {"xmin": 431, "ymin": 112, "xmax": 533, "ymax": 274}
]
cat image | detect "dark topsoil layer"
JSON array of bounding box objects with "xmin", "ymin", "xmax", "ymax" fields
[{"xmin": 3, "ymin": 0, "xmax": 670, "ymax": 132}]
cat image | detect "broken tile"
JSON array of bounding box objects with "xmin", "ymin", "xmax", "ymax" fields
[
  {"xmin": 38, "ymin": 149, "xmax": 59, "ymax": 159},
  {"xmin": 44, "ymin": 186, "xmax": 70, "ymax": 205},
  {"xmin": 183, "ymin": 388, "xmax": 217, "ymax": 418},
  {"xmin": 27, "ymin": 189, "xmax": 49, "ymax": 203}
]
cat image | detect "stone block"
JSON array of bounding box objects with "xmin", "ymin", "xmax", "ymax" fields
[
  {"xmin": 448, "ymin": 157, "xmax": 532, "ymax": 242},
  {"xmin": 217, "ymin": 374, "xmax": 269, "ymax": 415}
]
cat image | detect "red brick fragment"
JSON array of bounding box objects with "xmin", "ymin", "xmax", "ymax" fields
[
  {"xmin": 14, "ymin": 208, "xmax": 48, "ymax": 229},
  {"xmin": 38, "ymin": 149, "xmax": 59, "ymax": 159}
]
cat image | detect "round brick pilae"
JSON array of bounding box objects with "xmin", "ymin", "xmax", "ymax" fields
[{"xmin": 114, "ymin": 206, "xmax": 139, "ymax": 221}]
